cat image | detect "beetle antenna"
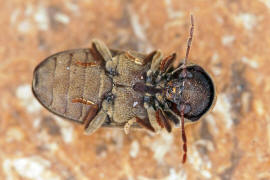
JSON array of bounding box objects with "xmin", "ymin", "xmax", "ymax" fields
[
  {"xmin": 180, "ymin": 105, "xmax": 187, "ymax": 163},
  {"xmin": 183, "ymin": 14, "xmax": 194, "ymax": 66},
  {"xmin": 171, "ymin": 15, "xmax": 194, "ymax": 75}
]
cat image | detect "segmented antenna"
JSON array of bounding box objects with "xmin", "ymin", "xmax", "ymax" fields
[
  {"xmin": 180, "ymin": 14, "xmax": 194, "ymax": 164},
  {"xmin": 171, "ymin": 15, "xmax": 194, "ymax": 75},
  {"xmin": 183, "ymin": 15, "xmax": 194, "ymax": 66},
  {"xmin": 180, "ymin": 106, "xmax": 187, "ymax": 163}
]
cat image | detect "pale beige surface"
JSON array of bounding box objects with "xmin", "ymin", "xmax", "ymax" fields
[{"xmin": 0, "ymin": 0, "xmax": 270, "ymax": 179}]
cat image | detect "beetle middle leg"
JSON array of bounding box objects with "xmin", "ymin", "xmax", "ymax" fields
[
  {"xmin": 144, "ymin": 103, "xmax": 162, "ymax": 132},
  {"xmin": 135, "ymin": 117, "xmax": 155, "ymax": 132},
  {"xmin": 156, "ymin": 109, "xmax": 172, "ymax": 133},
  {"xmin": 124, "ymin": 116, "xmax": 155, "ymax": 134}
]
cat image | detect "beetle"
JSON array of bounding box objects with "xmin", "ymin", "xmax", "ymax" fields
[{"xmin": 32, "ymin": 15, "xmax": 216, "ymax": 163}]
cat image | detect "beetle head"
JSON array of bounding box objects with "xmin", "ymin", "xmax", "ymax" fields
[{"xmin": 165, "ymin": 65, "xmax": 215, "ymax": 122}]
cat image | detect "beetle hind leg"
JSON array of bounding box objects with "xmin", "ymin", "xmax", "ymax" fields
[
  {"xmin": 71, "ymin": 97, "xmax": 108, "ymax": 135},
  {"xmin": 92, "ymin": 39, "xmax": 118, "ymax": 76},
  {"xmin": 84, "ymin": 109, "xmax": 108, "ymax": 135},
  {"xmin": 71, "ymin": 97, "xmax": 95, "ymax": 105},
  {"xmin": 124, "ymin": 118, "xmax": 136, "ymax": 134},
  {"xmin": 74, "ymin": 61, "xmax": 98, "ymax": 67},
  {"xmin": 74, "ymin": 40, "xmax": 108, "ymax": 68}
]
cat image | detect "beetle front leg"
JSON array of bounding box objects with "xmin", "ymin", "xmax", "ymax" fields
[
  {"xmin": 159, "ymin": 53, "xmax": 176, "ymax": 72},
  {"xmin": 154, "ymin": 53, "xmax": 176, "ymax": 83}
]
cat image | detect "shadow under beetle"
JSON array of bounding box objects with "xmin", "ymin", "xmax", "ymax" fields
[{"xmin": 32, "ymin": 15, "xmax": 216, "ymax": 163}]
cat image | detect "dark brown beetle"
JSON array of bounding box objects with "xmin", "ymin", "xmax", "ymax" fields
[{"xmin": 32, "ymin": 15, "xmax": 216, "ymax": 163}]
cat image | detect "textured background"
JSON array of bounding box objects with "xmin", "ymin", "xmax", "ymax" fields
[{"xmin": 1, "ymin": 0, "xmax": 270, "ymax": 180}]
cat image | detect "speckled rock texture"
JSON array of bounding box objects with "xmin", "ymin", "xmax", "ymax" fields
[{"xmin": 0, "ymin": 0, "xmax": 269, "ymax": 180}]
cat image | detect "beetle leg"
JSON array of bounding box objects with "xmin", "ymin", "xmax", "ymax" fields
[
  {"xmin": 74, "ymin": 46, "xmax": 103, "ymax": 68},
  {"xmin": 92, "ymin": 39, "xmax": 112, "ymax": 62},
  {"xmin": 145, "ymin": 50, "xmax": 164, "ymax": 83},
  {"xmin": 145, "ymin": 105, "xmax": 162, "ymax": 132},
  {"xmin": 84, "ymin": 109, "xmax": 108, "ymax": 135},
  {"xmin": 71, "ymin": 97, "xmax": 99, "ymax": 125},
  {"xmin": 164, "ymin": 109, "xmax": 180, "ymax": 125},
  {"xmin": 154, "ymin": 99, "xmax": 173, "ymax": 133},
  {"xmin": 144, "ymin": 51, "xmax": 158, "ymax": 65},
  {"xmin": 125, "ymin": 50, "xmax": 159, "ymax": 66},
  {"xmin": 124, "ymin": 51, "xmax": 144, "ymax": 65},
  {"xmin": 71, "ymin": 97, "xmax": 95, "ymax": 105},
  {"xmin": 135, "ymin": 116, "xmax": 155, "ymax": 132},
  {"xmin": 159, "ymin": 53, "xmax": 176, "ymax": 72},
  {"xmin": 83, "ymin": 92, "xmax": 117, "ymax": 134},
  {"xmin": 92, "ymin": 39, "xmax": 116, "ymax": 75},
  {"xmin": 155, "ymin": 110, "xmax": 164, "ymax": 128},
  {"xmin": 149, "ymin": 50, "xmax": 163, "ymax": 73},
  {"xmin": 157, "ymin": 109, "xmax": 172, "ymax": 133},
  {"xmin": 145, "ymin": 50, "xmax": 163, "ymax": 78},
  {"xmin": 92, "ymin": 39, "xmax": 118, "ymax": 76},
  {"xmin": 124, "ymin": 118, "xmax": 136, "ymax": 134},
  {"xmin": 84, "ymin": 104, "xmax": 99, "ymax": 127},
  {"xmin": 74, "ymin": 61, "xmax": 97, "ymax": 67}
]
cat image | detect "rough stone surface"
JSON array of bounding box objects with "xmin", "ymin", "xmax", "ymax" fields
[{"xmin": 0, "ymin": 0, "xmax": 270, "ymax": 179}]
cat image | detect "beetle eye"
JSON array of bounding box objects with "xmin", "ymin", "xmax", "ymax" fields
[
  {"xmin": 179, "ymin": 70, "xmax": 193, "ymax": 79},
  {"xmin": 178, "ymin": 103, "xmax": 191, "ymax": 114}
]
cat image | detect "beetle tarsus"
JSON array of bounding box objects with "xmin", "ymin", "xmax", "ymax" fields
[
  {"xmin": 135, "ymin": 117, "xmax": 155, "ymax": 132},
  {"xmin": 75, "ymin": 61, "xmax": 97, "ymax": 67},
  {"xmin": 124, "ymin": 118, "xmax": 136, "ymax": 134},
  {"xmin": 72, "ymin": 97, "xmax": 95, "ymax": 105}
]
